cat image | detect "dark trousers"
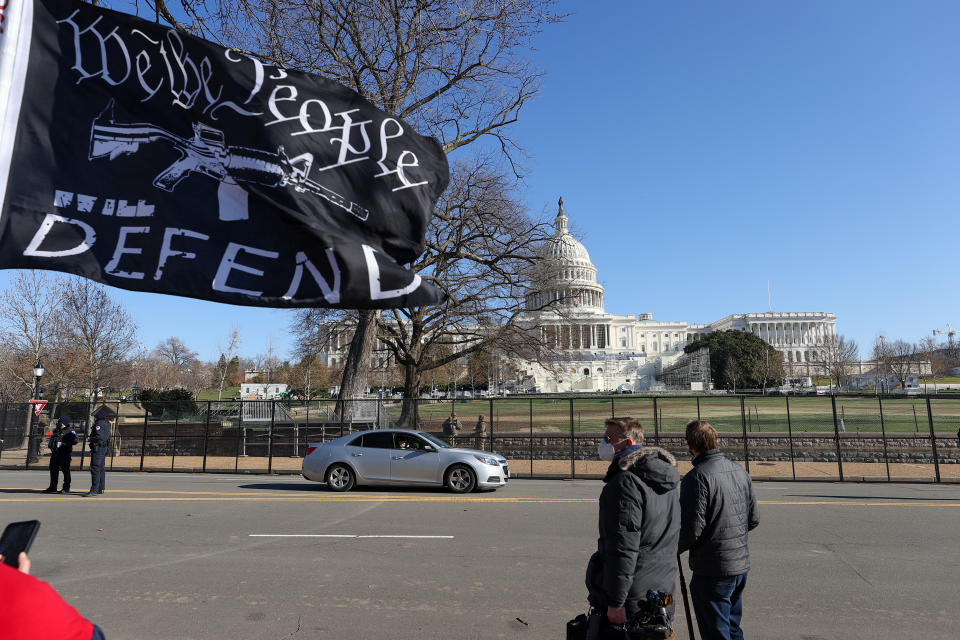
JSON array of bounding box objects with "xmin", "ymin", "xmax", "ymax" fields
[
  {"xmin": 689, "ymin": 572, "xmax": 747, "ymax": 640},
  {"xmin": 48, "ymin": 454, "xmax": 71, "ymax": 490},
  {"xmin": 89, "ymin": 447, "xmax": 108, "ymax": 493}
]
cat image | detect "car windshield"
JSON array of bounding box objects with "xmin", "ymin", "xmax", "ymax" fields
[{"xmin": 418, "ymin": 432, "xmax": 451, "ymax": 448}]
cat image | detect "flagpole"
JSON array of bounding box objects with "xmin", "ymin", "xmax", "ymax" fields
[{"xmin": 0, "ymin": 0, "xmax": 34, "ymax": 214}]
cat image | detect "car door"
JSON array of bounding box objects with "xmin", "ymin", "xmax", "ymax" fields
[
  {"xmin": 389, "ymin": 434, "xmax": 441, "ymax": 484},
  {"xmin": 350, "ymin": 431, "xmax": 393, "ymax": 481}
]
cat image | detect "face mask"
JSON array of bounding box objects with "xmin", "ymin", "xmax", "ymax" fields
[
  {"xmin": 598, "ymin": 434, "xmax": 623, "ymax": 461},
  {"xmin": 597, "ymin": 440, "xmax": 615, "ymax": 461}
]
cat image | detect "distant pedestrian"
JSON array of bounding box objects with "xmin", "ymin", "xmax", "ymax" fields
[
  {"xmin": 43, "ymin": 416, "xmax": 79, "ymax": 494},
  {"xmin": 84, "ymin": 410, "xmax": 112, "ymax": 497},
  {"xmin": 474, "ymin": 415, "xmax": 486, "ymax": 449},
  {"xmin": 956, "ymin": 426, "xmax": 960, "ymax": 448},
  {"xmin": 442, "ymin": 412, "xmax": 461, "ymax": 445},
  {"xmin": 679, "ymin": 420, "xmax": 759, "ymax": 640}
]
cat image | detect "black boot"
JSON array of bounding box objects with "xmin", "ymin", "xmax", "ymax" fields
[{"xmin": 41, "ymin": 487, "xmax": 58, "ymax": 493}]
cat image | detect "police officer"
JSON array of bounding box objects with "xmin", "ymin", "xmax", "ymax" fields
[
  {"xmin": 84, "ymin": 410, "xmax": 111, "ymax": 497},
  {"xmin": 42, "ymin": 416, "xmax": 79, "ymax": 494}
]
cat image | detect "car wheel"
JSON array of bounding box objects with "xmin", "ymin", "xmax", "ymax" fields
[
  {"xmin": 326, "ymin": 464, "xmax": 355, "ymax": 492},
  {"xmin": 445, "ymin": 464, "xmax": 476, "ymax": 494}
]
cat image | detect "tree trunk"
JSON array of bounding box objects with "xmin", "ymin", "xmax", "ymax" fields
[
  {"xmin": 18, "ymin": 377, "xmax": 38, "ymax": 451},
  {"xmin": 398, "ymin": 362, "xmax": 422, "ymax": 428},
  {"xmin": 334, "ymin": 309, "xmax": 380, "ymax": 423}
]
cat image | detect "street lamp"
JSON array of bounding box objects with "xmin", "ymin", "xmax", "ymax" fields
[{"xmin": 26, "ymin": 359, "xmax": 45, "ymax": 465}]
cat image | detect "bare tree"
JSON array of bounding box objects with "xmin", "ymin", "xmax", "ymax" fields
[
  {"xmin": 176, "ymin": 0, "xmax": 561, "ymax": 419},
  {"xmin": 0, "ymin": 272, "xmax": 77, "ymax": 448},
  {"xmin": 886, "ymin": 339, "xmax": 917, "ymax": 391},
  {"xmin": 723, "ymin": 356, "xmax": 740, "ymax": 392},
  {"xmin": 213, "ymin": 326, "xmax": 241, "ymax": 400},
  {"xmin": 0, "ymin": 272, "xmax": 60, "ymax": 399},
  {"xmin": 182, "ymin": 359, "xmax": 212, "ymax": 401},
  {"xmin": 60, "ymin": 279, "xmax": 138, "ymax": 411},
  {"xmin": 155, "ymin": 337, "xmax": 199, "ymax": 388},
  {"xmin": 871, "ymin": 334, "xmax": 892, "ymax": 392},
  {"xmin": 813, "ymin": 333, "xmax": 859, "ymax": 391},
  {"xmin": 759, "ymin": 348, "xmax": 785, "ymax": 394},
  {"xmin": 918, "ymin": 336, "xmax": 947, "ymax": 393},
  {"xmin": 377, "ymin": 162, "xmax": 553, "ymax": 424}
]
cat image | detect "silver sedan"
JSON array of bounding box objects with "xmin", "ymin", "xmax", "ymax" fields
[{"xmin": 301, "ymin": 429, "xmax": 509, "ymax": 493}]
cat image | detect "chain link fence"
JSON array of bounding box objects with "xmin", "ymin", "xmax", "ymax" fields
[{"xmin": 1, "ymin": 395, "xmax": 958, "ymax": 482}]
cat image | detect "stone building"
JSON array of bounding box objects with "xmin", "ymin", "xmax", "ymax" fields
[{"xmin": 513, "ymin": 199, "xmax": 837, "ymax": 392}]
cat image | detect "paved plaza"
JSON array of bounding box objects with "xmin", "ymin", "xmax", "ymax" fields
[{"xmin": 1, "ymin": 471, "xmax": 957, "ymax": 639}]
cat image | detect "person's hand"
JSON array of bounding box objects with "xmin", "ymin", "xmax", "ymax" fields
[
  {"xmin": 606, "ymin": 605, "xmax": 627, "ymax": 624},
  {"xmin": 0, "ymin": 552, "xmax": 31, "ymax": 575}
]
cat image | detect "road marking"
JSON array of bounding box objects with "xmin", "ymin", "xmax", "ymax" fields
[
  {"xmin": 759, "ymin": 500, "xmax": 960, "ymax": 507},
  {"xmin": 249, "ymin": 534, "xmax": 455, "ymax": 538},
  {"xmin": 2, "ymin": 489, "xmax": 959, "ymax": 507},
  {"xmin": 0, "ymin": 495, "xmax": 593, "ymax": 503}
]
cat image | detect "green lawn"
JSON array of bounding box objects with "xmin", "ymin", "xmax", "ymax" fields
[
  {"xmin": 172, "ymin": 390, "xmax": 960, "ymax": 436},
  {"xmin": 370, "ymin": 395, "xmax": 960, "ymax": 435}
]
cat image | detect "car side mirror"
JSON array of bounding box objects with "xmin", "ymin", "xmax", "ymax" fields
[{"xmin": 423, "ymin": 445, "xmax": 436, "ymax": 452}]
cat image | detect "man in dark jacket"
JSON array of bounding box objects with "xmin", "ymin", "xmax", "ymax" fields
[
  {"xmin": 43, "ymin": 416, "xmax": 79, "ymax": 494},
  {"xmin": 678, "ymin": 420, "xmax": 759, "ymax": 640},
  {"xmin": 586, "ymin": 416, "xmax": 680, "ymax": 636},
  {"xmin": 84, "ymin": 410, "xmax": 111, "ymax": 497}
]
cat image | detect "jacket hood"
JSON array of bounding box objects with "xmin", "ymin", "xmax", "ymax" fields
[{"xmin": 608, "ymin": 446, "xmax": 680, "ymax": 494}]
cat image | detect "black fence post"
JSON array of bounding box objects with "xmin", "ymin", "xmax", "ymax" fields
[
  {"xmin": 740, "ymin": 396, "xmax": 749, "ymax": 474},
  {"xmin": 0, "ymin": 402, "xmax": 5, "ymax": 465},
  {"xmin": 25, "ymin": 401, "xmax": 36, "ymax": 469},
  {"xmin": 78, "ymin": 408, "xmax": 89, "ymax": 471},
  {"xmin": 878, "ymin": 397, "xmax": 890, "ymax": 482},
  {"xmin": 926, "ymin": 397, "xmax": 941, "ymax": 483},
  {"xmin": 234, "ymin": 401, "xmax": 242, "ymax": 473},
  {"xmin": 529, "ymin": 398, "xmax": 534, "ymax": 478},
  {"xmin": 171, "ymin": 406, "xmax": 179, "ymax": 472},
  {"xmin": 138, "ymin": 407, "xmax": 147, "ymax": 471},
  {"xmin": 785, "ymin": 396, "xmax": 796, "ymax": 481},
  {"xmin": 697, "ymin": 396, "xmax": 701, "ymax": 421},
  {"xmin": 489, "ymin": 397, "xmax": 495, "ymax": 453},
  {"xmin": 611, "ymin": 396, "xmax": 615, "ymax": 418},
  {"xmin": 569, "ymin": 398, "xmax": 575, "ymax": 478},
  {"xmin": 267, "ymin": 401, "xmax": 276, "ymax": 474},
  {"xmin": 653, "ymin": 397, "xmax": 659, "ymax": 446},
  {"xmin": 202, "ymin": 401, "xmax": 211, "ymax": 472},
  {"xmin": 830, "ymin": 395, "xmax": 844, "ymax": 482}
]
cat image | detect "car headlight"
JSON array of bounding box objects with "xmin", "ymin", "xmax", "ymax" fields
[{"xmin": 474, "ymin": 455, "xmax": 499, "ymax": 466}]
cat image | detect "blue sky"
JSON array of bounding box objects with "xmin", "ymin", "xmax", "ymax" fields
[{"xmin": 5, "ymin": 0, "xmax": 959, "ymax": 361}]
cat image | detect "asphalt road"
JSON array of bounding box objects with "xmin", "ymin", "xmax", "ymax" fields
[{"xmin": 1, "ymin": 471, "xmax": 958, "ymax": 639}]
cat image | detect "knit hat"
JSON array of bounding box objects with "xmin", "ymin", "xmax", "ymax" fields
[{"xmin": 58, "ymin": 415, "xmax": 71, "ymax": 426}]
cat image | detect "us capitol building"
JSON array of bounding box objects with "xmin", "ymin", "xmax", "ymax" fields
[{"xmin": 517, "ymin": 199, "xmax": 837, "ymax": 393}]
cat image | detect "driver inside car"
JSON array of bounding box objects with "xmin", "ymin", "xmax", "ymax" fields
[{"xmin": 397, "ymin": 437, "xmax": 419, "ymax": 450}]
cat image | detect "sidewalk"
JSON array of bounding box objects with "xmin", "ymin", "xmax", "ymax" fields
[{"xmin": 2, "ymin": 448, "xmax": 957, "ymax": 482}]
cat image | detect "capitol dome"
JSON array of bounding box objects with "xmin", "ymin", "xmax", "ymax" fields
[{"xmin": 526, "ymin": 198, "xmax": 605, "ymax": 314}]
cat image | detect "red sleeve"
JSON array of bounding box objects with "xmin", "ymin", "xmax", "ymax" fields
[{"xmin": 0, "ymin": 563, "xmax": 95, "ymax": 640}]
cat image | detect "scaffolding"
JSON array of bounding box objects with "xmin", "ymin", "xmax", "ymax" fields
[{"xmin": 658, "ymin": 347, "xmax": 711, "ymax": 390}]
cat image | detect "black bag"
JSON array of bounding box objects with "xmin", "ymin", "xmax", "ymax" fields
[{"xmin": 567, "ymin": 613, "xmax": 590, "ymax": 640}]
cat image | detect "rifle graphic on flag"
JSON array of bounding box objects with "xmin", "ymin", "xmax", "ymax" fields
[{"xmin": 89, "ymin": 101, "xmax": 371, "ymax": 223}]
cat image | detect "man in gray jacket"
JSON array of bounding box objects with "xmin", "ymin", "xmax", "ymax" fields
[
  {"xmin": 587, "ymin": 417, "xmax": 680, "ymax": 636},
  {"xmin": 679, "ymin": 420, "xmax": 759, "ymax": 640}
]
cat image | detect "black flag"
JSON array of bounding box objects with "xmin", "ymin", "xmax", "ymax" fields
[{"xmin": 0, "ymin": 0, "xmax": 448, "ymax": 308}]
